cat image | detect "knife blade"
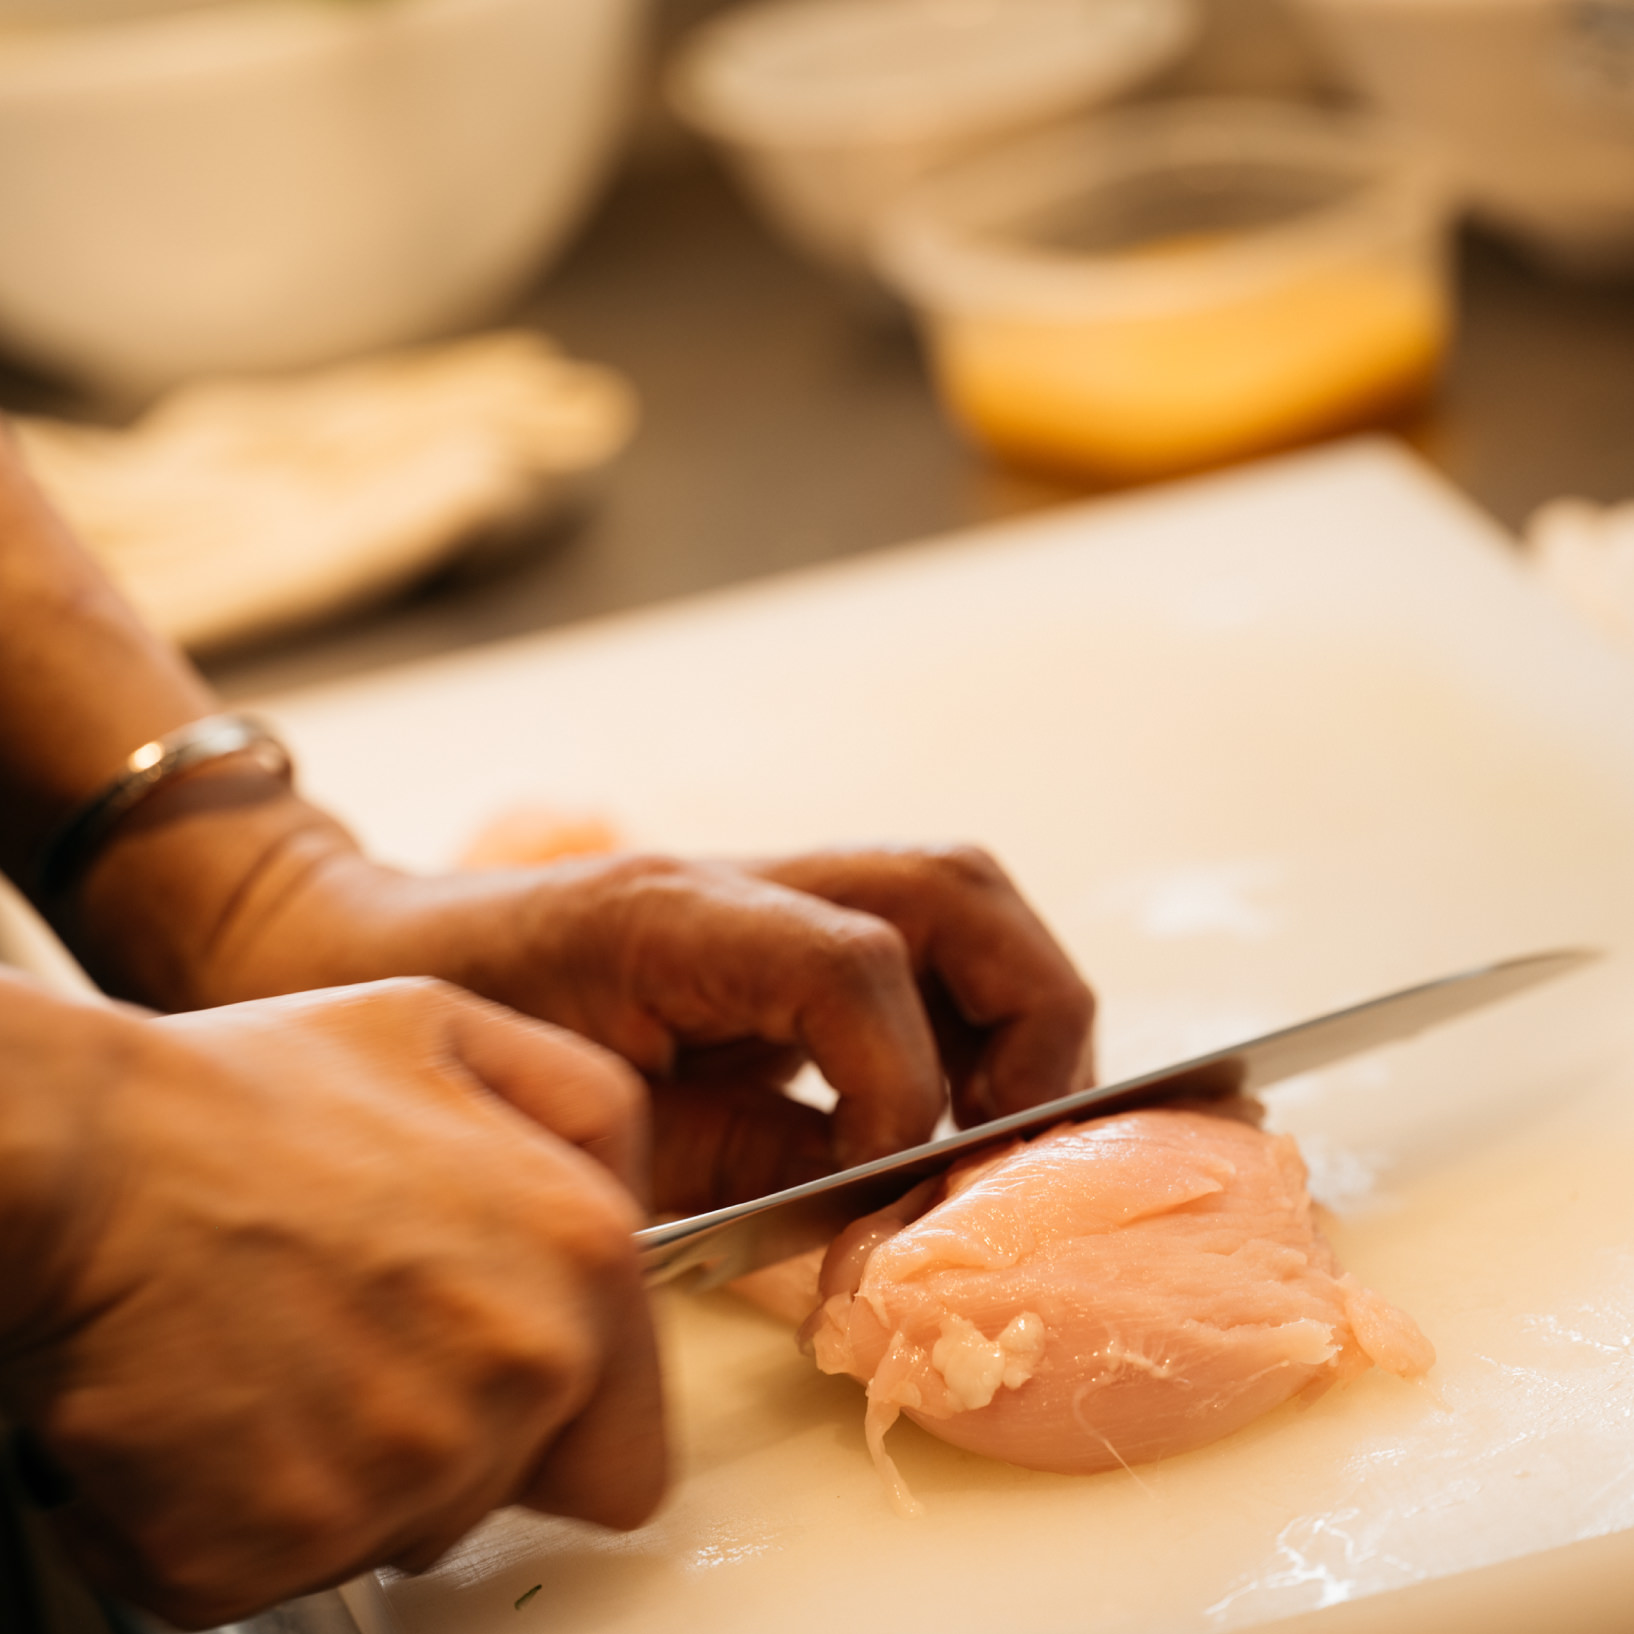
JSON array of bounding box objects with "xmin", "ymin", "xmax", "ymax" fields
[{"xmin": 635, "ymin": 947, "xmax": 1597, "ymax": 1289}]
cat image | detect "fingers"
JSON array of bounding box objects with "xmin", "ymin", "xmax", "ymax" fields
[
  {"xmin": 407, "ymin": 843, "xmax": 1088, "ymax": 1185},
  {"xmin": 436, "ymin": 987, "xmax": 652, "ymax": 1203},
  {"xmin": 502, "ymin": 847, "xmax": 1089, "ymax": 1164},
  {"xmin": 649, "ymin": 1078, "xmax": 836, "ymax": 1215},
  {"xmin": 401, "ymin": 987, "xmax": 669, "ymax": 1531},
  {"xmin": 240, "ymin": 979, "xmax": 653, "ymax": 1200},
  {"xmin": 780, "ymin": 910, "xmax": 947, "ymax": 1165},
  {"xmin": 535, "ymin": 860, "xmax": 948, "ymax": 1169},
  {"xmin": 387, "ymin": 1208, "xmax": 667, "ymax": 1565},
  {"xmin": 917, "ymin": 972, "xmax": 987, "ymax": 1124},
  {"xmin": 513, "ymin": 1258, "xmax": 667, "ymax": 1530},
  {"xmin": 759, "ymin": 846, "xmax": 1096, "ymax": 1124}
]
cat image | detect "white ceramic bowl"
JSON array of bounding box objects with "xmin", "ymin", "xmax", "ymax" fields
[
  {"xmin": 0, "ymin": 0, "xmax": 645, "ymax": 397},
  {"xmin": 667, "ymin": 0, "xmax": 1196, "ymax": 275},
  {"xmin": 1291, "ymin": 0, "xmax": 1634, "ymax": 275}
]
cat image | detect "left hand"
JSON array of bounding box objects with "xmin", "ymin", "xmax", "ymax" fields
[
  {"xmin": 232, "ymin": 845, "xmax": 1090, "ymax": 1211},
  {"xmin": 75, "ymin": 804, "xmax": 1095, "ymax": 1216}
]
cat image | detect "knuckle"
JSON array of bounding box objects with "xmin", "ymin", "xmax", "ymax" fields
[
  {"xmin": 368, "ymin": 975, "xmax": 495, "ymax": 1055},
  {"xmin": 510, "ymin": 1329, "xmax": 598, "ymax": 1412},
  {"xmin": 599, "ymin": 850, "xmax": 693, "ymax": 895},
  {"xmin": 472, "ymin": 1304, "xmax": 605, "ymax": 1427},
  {"xmin": 518, "ymin": 1164, "xmax": 645, "ymax": 1286},
  {"xmin": 558, "ymin": 852, "xmax": 706, "ymax": 942},
  {"xmin": 818, "ymin": 917, "xmax": 911, "ymax": 990},
  {"xmin": 371, "ymin": 973, "xmax": 459, "ymax": 1014},
  {"xmin": 930, "ymin": 842, "xmax": 1009, "ymax": 889},
  {"xmin": 365, "ymin": 1403, "xmax": 469, "ymax": 1488},
  {"xmin": 562, "ymin": 1186, "xmax": 646, "ymax": 1269}
]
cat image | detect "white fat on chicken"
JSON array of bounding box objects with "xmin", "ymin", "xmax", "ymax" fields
[{"xmin": 931, "ymin": 1311, "xmax": 1047, "ymax": 1411}]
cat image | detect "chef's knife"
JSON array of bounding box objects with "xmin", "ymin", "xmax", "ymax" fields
[{"xmin": 636, "ymin": 947, "xmax": 1597, "ymax": 1289}]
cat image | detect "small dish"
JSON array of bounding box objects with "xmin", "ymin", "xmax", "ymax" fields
[
  {"xmin": 876, "ymin": 100, "xmax": 1453, "ymax": 483},
  {"xmin": 667, "ymin": 0, "xmax": 1195, "ymax": 275}
]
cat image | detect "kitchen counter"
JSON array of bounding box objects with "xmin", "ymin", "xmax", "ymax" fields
[{"xmin": 2, "ymin": 150, "xmax": 1632, "ymax": 699}]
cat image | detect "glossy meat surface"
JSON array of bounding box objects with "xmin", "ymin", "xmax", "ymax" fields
[{"xmin": 800, "ymin": 1108, "xmax": 1434, "ymax": 1512}]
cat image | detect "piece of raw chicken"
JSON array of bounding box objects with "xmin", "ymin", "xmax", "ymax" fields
[{"xmin": 791, "ymin": 1105, "xmax": 1434, "ymax": 1515}]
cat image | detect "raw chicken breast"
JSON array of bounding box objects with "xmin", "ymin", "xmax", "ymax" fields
[
  {"xmin": 731, "ymin": 1250, "xmax": 825, "ymax": 1328},
  {"xmin": 801, "ymin": 1106, "xmax": 1434, "ymax": 1514}
]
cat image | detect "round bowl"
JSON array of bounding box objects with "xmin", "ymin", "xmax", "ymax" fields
[
  {"xmin": 0, "ymin": 0, "xmax": 644, "ymax": 397},
  {"xmin": 1290, "ymin": 0, "xmax": 1634, "ymax": 276},
  {"xmin": 876, "ymin": 100, "xmax": 1453, "ymax": 483},
  {"xmin": 667, "ymin": 0, "xmax": 1196, "ymax": 275}
]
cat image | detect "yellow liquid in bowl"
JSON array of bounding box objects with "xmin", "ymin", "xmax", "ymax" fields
[{"xmin": 931, "ymin": 253, "xmax": 1448, "ymax": 484}]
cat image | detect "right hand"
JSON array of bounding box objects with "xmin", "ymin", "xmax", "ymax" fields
[{"xmin": 0, "ymin": 976, "xmax": 663, "ymax": 1629}]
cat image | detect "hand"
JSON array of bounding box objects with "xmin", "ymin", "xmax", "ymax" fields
[
  {"xmin": 498, "ymin": 847, "xmax": 1096, "ymax": 1211},
  {"xmin": 177, "ymin": 840, "xmax": 1096, "ymax": 1211},
  {"xmin": 0, "ymin": 976, "xmax": 663, "ymax": 1628}
]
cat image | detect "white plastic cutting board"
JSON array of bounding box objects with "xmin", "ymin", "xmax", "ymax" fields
[{"xmin": 259, "ymin": 439, "xmax": 1634, "ymax": 1634}]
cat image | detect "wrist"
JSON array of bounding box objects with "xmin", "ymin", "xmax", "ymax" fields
[
  {"xmin": 33, "ymin": 714, "xmax": 292, "ymax": 902},
  {"xmin": 61, "ymin": 762, "xmax": 367, "ymax": 1010}
]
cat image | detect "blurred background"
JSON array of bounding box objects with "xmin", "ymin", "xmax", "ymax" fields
[{"xmin": 1, "ymin": 0, "xmax": 1632, "ymax": 699}]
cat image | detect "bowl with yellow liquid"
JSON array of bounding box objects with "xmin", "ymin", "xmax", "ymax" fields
[{"xmin": 875, "ymin": 101, "xmax": 1452, "ymax": 484}]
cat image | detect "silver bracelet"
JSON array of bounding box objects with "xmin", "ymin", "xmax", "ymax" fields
[{"xmin": 35, "ymin": 713, "xmax": 293, "ymax": 900}]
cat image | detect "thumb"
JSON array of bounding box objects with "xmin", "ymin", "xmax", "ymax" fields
[{"xmin": 437, "ymin": 990, "xmax": 651, "ymax": 1203}]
